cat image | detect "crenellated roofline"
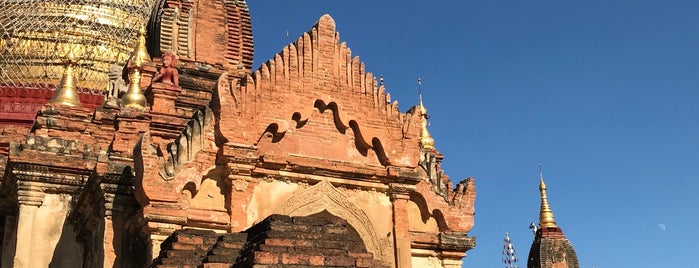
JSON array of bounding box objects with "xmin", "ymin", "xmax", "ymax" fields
[{"xmin": 216, "ymin": 14, "xmax": 426, "ymax": 168}]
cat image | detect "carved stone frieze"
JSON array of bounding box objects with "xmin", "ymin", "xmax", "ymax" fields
[
  {"xmin": 143, "ymin": 213, "xmax": 187, "ymax": 226},
  {"xmin": 11, "ymin": 164, "xmax": 90, "ymax": 187},
  {"xmin": 15, "ymin": 136, "xmax": 99, "ymax": 159}
]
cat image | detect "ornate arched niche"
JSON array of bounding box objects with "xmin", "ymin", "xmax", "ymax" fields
[{"xmin": 274, "ymin": 180, "xmax": 393, "ymax": 267}]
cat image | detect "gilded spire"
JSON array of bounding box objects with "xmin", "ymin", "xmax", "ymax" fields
[
  {"xmin": 132, "ymin": 25, "xmax": 151, "ymax": 67},
  {"xmin": 418, "ymin": 78, "xmax": 435, "ymax": 149},
  {"xmin": 538, "ymin": 162, "xmax": 558, "ymax": 228},
  {"xmin": 121, "ymin": 25, "xmax": 149, "ymax": 109},
  {"xmin": 49, "ymin": 50, "xmax": 83, "ymax": 107}
]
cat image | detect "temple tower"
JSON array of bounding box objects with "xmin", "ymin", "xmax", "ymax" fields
[{"xmin": 527, "ymin": 167, "xmax": 579, "ymax": 268}]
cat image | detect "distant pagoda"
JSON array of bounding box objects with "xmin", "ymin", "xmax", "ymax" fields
[{"xmin": 527, "ymin": 164, "xmax": 580, "ymax": 268}]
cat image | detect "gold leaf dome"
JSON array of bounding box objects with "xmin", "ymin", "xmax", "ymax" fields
[{"xmin": 0, "ymin": 0, "xmax": 159, "ymax": 91}]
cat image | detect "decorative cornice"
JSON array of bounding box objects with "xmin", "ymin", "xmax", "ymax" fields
[
  {"xmin": 439, "ymin": 232, "xmax": 476, "ymax": 252},
  {"xmin": 11, "ymin": 164, "xmax": 91, "ymax": 187}
]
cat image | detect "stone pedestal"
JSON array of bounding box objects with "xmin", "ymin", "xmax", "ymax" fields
[
  {"xmin": 149, "ymin": 82, "xmax": 181, "ymax": 115},
  {"xmin": 112, "ymin": 109, "xmax": 151, "ymax": 159}
]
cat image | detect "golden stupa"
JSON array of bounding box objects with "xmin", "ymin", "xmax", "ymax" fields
[
  {"xmin": 419, "ymin": 93, "xmax": 435, "ymax": 150},
  {"xmin": 0, "ymin": 0, "xmax": 159, "ymax": 90}
]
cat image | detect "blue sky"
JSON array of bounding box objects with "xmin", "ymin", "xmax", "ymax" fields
[{"xmin": 247, "ymin": 1, "xmax": 699, "ymax": 267}]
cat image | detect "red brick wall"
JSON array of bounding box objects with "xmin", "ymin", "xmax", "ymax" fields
[{"xmin": 216, "ymin": 15, "xmax": 422, "ymax": 168}]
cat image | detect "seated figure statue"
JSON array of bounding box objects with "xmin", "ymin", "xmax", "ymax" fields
[{"xmin": 152, "ymin": 50, "xmax": 179, "ymax": 87}]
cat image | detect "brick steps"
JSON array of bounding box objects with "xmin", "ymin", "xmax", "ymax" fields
[
  {"xmin": 151, "ymin": 229, "xmax": 219, "ymax": 267},
  {"xmin": 150, "ymin": 213, "xmax": 381, "ymax": 267},
  {"xmin": 202, "ymin": 233, "xmax": 248, "ymax": 266},
  {"xmin": 233, "ymin": 214, "xmax": 380, "ymax": 268}
]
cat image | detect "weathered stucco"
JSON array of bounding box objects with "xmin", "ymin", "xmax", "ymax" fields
[{"xmin": 14, "ymin": 195, "xmax": 82, "ymax": 268}]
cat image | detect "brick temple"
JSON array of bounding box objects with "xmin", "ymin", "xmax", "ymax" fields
[
  {"xmin": 526, "ymin": 173, "xmax": 579, "ymax": 268},
  {"xmin": 0, "ymin": 0, "xmax": 477, "ymax": 267}
]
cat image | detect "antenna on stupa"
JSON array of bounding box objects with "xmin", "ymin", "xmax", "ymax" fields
[
  {"xmin": 502, "ymin": 232, "xmax": 518, "ymax": 268},
  {"xmin": 417, "ymin": 77, "xmax": 422, "ymax": 95}
]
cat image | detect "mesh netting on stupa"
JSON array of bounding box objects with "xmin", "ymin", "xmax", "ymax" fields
[{"xmin": 0, "ymin": 0, "xmax": 158, "ymax": 92}]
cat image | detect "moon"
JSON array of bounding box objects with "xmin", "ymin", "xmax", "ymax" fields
[{"xmin": 657, "ymin": 223, "xmax": 666, "ymax": 231}]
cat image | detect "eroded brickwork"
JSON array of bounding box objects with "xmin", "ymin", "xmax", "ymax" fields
[{"xmin": 527, "ymin": 227, "xmax": 580, "ymax": 268}]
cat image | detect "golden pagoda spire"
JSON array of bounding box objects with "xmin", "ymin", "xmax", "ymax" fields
[
  {"xmin": 50, "ymin": 50, "xmax": 83, "ymax": 107},
  {"xmin": 121, "ymin": 25, "xmax": 149, "ymax": 109},
  {"xmin": 418, "ymin": 78, "xmax": 435, "ymax": 149},
  {"xmin": 538, "ymin": 162, "xmax": 558, "ymax": 228},
  {"xmin": 132, "ymin": 25, "xmax": 151, "ymax": 68}
]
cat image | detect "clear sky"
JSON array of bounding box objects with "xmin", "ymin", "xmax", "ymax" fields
[{"xmin": 247, "ymin": 1, "xmax": 699, "ymax": 267}]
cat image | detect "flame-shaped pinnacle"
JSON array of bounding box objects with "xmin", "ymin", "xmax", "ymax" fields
[
  {"xmin": 121, "ymin": 25, "xmax": 150, "ymax": 109},
  {"xmin": 132, "ymin": 25, "xmax": 151, "ymax": 67}
]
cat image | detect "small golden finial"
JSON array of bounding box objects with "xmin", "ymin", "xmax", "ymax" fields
[
  {"xmin": 538, "ymin": 162, "xmax": 558, "ymax": 228},
  {"xmin": 132, "ymin": 25, "xmax": 151, "ymax": 67},
  {"xmin": 418, "ymin": 78, "xmax": 435, "ymax": 149},
  {"xmin": 121, "ymin": 25, "xmax": 149, "ymax": 109},
  {"xmin": 50, "ymin": 50, "xmax": 83, "ymax": 107}
]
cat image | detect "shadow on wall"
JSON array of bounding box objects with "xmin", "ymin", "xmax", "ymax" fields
[
  {"xmin": 115, "ymin": 166, "xmax": 150, "ymax": 268},
  {"xmin": 48, "ymin": 220, "xmax": 84, "ymax": 267},
  {"xmin": 119, "ymin": 213, "xmax": 149, "ymax": 268}
]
